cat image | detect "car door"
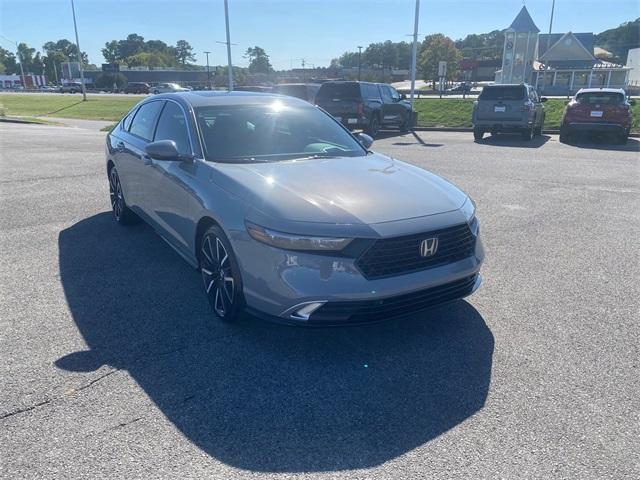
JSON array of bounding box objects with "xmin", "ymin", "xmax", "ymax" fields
[
  {"xmin": 148, "ymin": 100, "xmax": 200, "ymax": 254},
  {"xmin": 117, "ymin": 100, "xmax": 164, "ymax": 216}
]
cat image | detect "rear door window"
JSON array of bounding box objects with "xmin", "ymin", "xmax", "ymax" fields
[
  {"xmin": 479, "ymin": 86, "xmax": 526, "ymax": 101},
  {"xmin": 380, "ymin": 85, "xmax": 393, "ymax": 103},
  {"xmin": 316, "ymin": 83, "xmax": 361, "ymax": 101},
  {"xmin": 129, "ymin": 101, "xmax": 164, "ymax": 141}
]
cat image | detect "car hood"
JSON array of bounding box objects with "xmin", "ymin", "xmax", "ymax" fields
[{"xmin": 213, "ymin": 153, "xmax": 467, "ymax": 225}]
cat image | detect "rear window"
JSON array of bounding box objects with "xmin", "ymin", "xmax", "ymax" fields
[
  {"xmin": 479, "ymin": 86, "xmax": 526, "ymax": 101},
  {"xmin": 316, "ymin": 83, "xmax": 361, "ymax": 101},
  {"xmin": 575, "ymin": 92, "xmax": 624, "ymax": 105},
  {"xmin": 274, "ymin": 85, "xmax": 307, "ymax": 99}
]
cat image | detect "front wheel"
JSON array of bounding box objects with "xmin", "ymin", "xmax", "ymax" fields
[
  {"xmin": 200, "ymin": 225, "xmax": 244, "ymax": 322},
  {"xmin": 365, "ymin": 115, "xmax": 380, "ymax": 138},
  {"xmin": 400, "ymin": 113, "xmax": 412, "ymax": 133}
]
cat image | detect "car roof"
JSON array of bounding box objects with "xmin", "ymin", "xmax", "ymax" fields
[
  {"xmin": 576, "ymin": 87, "xmax": 625, "ymax": 94},
  {"xmin": 150, "ymin": 90, "xmax": 312, "ymax": 108}
]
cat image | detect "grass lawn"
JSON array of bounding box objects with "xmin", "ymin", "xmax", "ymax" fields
[
  {"xmin": 414, "ymin": 98, "xmax": 640, "ymax": 132},
  {"xmin": 0, "ymin": 94, "xmax": 139, "ymax": 121}
]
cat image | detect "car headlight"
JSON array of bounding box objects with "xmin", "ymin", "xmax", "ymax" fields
[
  {"xmin": 245, "ymin": 221, "xmax": 352, "ymax": 251},
  {"xmin": 460, "ymin": 197, "xmax": 479, "ymax": 233}
]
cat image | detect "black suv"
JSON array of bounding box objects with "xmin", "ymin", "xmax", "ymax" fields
[
  {"xmin": 315, "ymin": 81, "xmax": 416, "ymax": 137},
  {"xmin": 124, "ymin": 82, "xmax": 150, "ymax": 94}
]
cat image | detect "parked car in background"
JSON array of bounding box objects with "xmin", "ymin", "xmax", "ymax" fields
[
  {"xmin": 472, "ymin": 83, "xmax": 546, "ymax": 141},
  {"xmin": 234, "ymin": 86, "xmax": 273, "ymax": 93},
  {"xmin": 560, "ymin": 88, "xmax": 634, "ymax": 144},
  {"xmin": 125, "ymin": 82, "xmax": 150, "ymax": 94},
  {"xmin": 315, "ymin": 81, "xmax": 416, "ymax": 137},
  {"xmin": 106, "ymin": 92, "xmax": 483, "ymax": 325},
  {"xmin": 59, "ymin": 83, "xmax": 84, "ymax": 94},
  {"xmin": 38, "ymin": 85, "xmax": 57, "ymax": 92},
  {"xmin": 273, "ymin": 83, "xmax": 320, "ymax": 103},
  {"xmin": 151, "ymin": 83, "xmax": 189, "ymax": 94},
  {"xmin": 446, "ymin": 82, "xmax": 471, "ymax": 94}
]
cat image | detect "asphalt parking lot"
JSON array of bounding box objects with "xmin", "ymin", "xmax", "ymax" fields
[{"xmin": 1, "ymin": 122, "xmax": 638, "ymax": 479}]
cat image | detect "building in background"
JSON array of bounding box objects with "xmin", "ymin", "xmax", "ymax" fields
[
  {"xmin": 626, "ymin": 48, "xmax": 640, "ymax": 88},
  {"xmin": 0, "ymin": 74, "xmax": 47, "ymax": 88},
  {"xmin": 495, "ymin": 6, "xmax": 630, "ymax": 94}
]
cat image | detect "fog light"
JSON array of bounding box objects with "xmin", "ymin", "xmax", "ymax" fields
[{"xmin": 291, "ymin": 302, "xmax": 325, "ymax": 320}]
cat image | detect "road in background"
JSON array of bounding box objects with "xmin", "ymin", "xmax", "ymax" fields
[{"xmin": 1, "ymin": 124, "xmax": 638, "ymax": 479}]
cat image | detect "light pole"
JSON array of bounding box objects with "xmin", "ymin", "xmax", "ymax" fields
[
  {"xmin": 204, "ymin": 51, "xmax": 212, "ymax": 89},
  {"xmin": 70, "ymin": 0, "xmax": 87, "ymax": 100},
  {"xmin": 409, "ymin": 0, "xmax": 420, "ymax": 110},
  {"xmin": 357, "ymin": 46, "xmax": 363, "ymax": 81},
  {"xmin": 224, "ymin": 0, "xmax": 234, "ymax": 91}
]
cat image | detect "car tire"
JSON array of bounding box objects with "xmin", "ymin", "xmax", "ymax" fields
[
  {"xmin": 521, "ymin": 126, "xmax": 534, "ymax": 141},
  {"xmin": 366, "ymin": 114, "xmax": 380, "ymax": 138},
  {"xmin": 199, "ymin": 225, "xmax": 244, "ymax": 322},
  {"xmin": 559, "ymin": 126, "xmax": 570, "ymax": 144},
  {"xmin": 400, "ymin": 113, "xmax": 412, "ymax": 133},
  {"xmin": 534, "ymin": 118, "xmax": 544, "ymax": 136},
  {"xmin": 153, "ymin": 89, "xmax": 159, "ymax": 95},
  {"xmin": 108, "ymin": 167, "xmax": 139, "ymax": 225},
  {"xmin": 473, "ymin": 128, "xmax": 484, "ymax": 141}
]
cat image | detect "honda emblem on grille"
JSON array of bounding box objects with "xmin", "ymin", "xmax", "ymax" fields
[{"xmin": 420, "ymin": 238, "xmax": 438, "ymax": 257}]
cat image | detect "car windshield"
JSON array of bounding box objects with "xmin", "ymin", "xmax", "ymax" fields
[
  {"xmin": 479, "ymin": 86, "xmax": 526, "ymax": 101},
  {"xmin": 316, "ymin": 83, "xmax": 360, "ymax": 101},
  {"xmin": 575, "ymin": 92, "xmax": 624, "ymax": 105},
  {"xmin": 195, "ymin": 102, "xmax": 367, "ymax": 163}
]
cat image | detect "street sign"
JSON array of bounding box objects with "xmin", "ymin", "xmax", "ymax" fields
[{"xmin": 438, "ymin": 61, "xmax": 447, "ymax": 78}]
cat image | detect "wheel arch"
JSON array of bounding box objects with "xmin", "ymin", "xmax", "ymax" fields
[{"xmin": 195, "ymin": 216, "xmax": 222, "ymax": 264}]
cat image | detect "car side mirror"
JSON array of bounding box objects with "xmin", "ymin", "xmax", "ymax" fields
[
  {"xmin": 540, "ymin": 97, "xmax": 548, "ymax": 102},
  {"xmin": 356, "ymin": 132, "xmax": 374, "ymax": 149},
  {"xmin": 145, "ymin": 140, "xmax": 192, "ymax": 161}
]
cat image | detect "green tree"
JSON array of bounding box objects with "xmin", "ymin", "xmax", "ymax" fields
[
  {"xmin": 419, "ymin": 34, "xmax": 461, "ymax": 83},
  {"xmin": 244, "ymin": 46, "xmax": 272, "ymax": 74},
  {"xmin": 596, "ymin": 18, "xmax": 640, "ymax": 62},
  {"xmin": 0, "ymin": 47, "xmax": 18, "ymax": 74},
  {"xmin": 455, "ymin": 30, "xmax": 505, "ymax": 60},
  {"xmin": 94, "ymin": 72, "xmax": 127, "ymax": 90},
  {"xmin": 175, "ymin": 40, "xmax": 195, "ymax": 65}
]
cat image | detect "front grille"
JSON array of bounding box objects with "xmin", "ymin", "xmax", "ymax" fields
[
  {"xmin": 355, "ymin": 223, "xmax": 476, "ymax": 280},
  {"xmin": 309, "ymin": 274, "xmax": 478, "ymax": 325}
]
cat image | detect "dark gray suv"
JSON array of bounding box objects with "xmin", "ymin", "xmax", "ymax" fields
[
  {"xmin": 315, "ymin": 81, "xmax": 416, "ymax": 137},
  {"xmin": 472, "ymin": 84, "xmax": 547, "ymax": 140}
]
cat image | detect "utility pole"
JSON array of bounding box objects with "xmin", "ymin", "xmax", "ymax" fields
[
  {"xmin": 409, "ymin": 0, "xmax": 420, "ymax": 110},
  {"xmin": 70, "ymin": 0, "xmax": 87, "ymax": 100},
  {"xmin": 546, "ymin": 0, "xmax": 556, "ymax": 54},
  {"xmin": 204, "ymin": 51, "xmax": 211, "ymax": 89},
  {"xmin": 224, "ymin": 0, "xmax": 233, "ymax": 91},
  {"xmin": 357, "ymin": 46, "xmax": 363, "ymax": 81},
  {"xmin": 301, "ymin": 58, "xmax": 306, "ymax": 80}
]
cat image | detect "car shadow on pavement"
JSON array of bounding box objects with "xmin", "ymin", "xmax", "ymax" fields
[
  {"xmin": 562, "ymin": 136, "xmax": 640, "ymax": 152},
  {"xmin": 476, "ymin": 133, "xmax": 551, "ymax": 148},
  {"xmin": 56, "ymin": 213, "xmax": 494, "ymax": 473},
  {"xmin": 378, "ymin": 130, "xmax": 443, "ymax": 147}
]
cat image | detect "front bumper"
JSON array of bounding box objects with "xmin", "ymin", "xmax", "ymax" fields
[{"xmin": 236, "ymin": 227, "xmax": 484, "ymax": 325}]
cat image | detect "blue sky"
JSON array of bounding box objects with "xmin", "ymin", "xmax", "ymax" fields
[{"xmin": 1, "ymin": 0, "xmax": 638, "ymax": 70}]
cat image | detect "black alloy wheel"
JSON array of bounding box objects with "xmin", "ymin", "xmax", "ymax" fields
[
  {"xmin": 108, "ymin": 167, "xmax": 138, "ymax": 225},
  {"xmin": 200, "ymin": 226, "xmax": 243, "ymax": 321}
]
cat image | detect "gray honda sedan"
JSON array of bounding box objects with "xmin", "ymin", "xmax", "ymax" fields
[{"xmin": 106, "ymin": 92, "xmax": 484, "ymax": 325}]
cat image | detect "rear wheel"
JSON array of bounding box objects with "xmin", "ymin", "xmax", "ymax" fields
[
  {"xmin": 108, "ymin": 167, "xmax": 139, "ymax": 225},
  {"xmin": 400, "ymin": 113, "xmax": 412, "ymax": 133},
  {"xmin": 559, "ymin": 126, "xmax": 570, "ymax": 144},
  {"xmin": 365, "ymin": 114, "xmax": 380, "ymax": 138},
  {"xmin": 473, "ymin": 128, "xmax": 484, "ymax": 141},
  {"xmin": 200, "ymin": 225, "xmax": 244, "ymax": 322},
  {"xmin": 534, "ymin": 117, "xmax": 544, "ymax": 136},
  {"xmin": 521, "ymin": 125, "xmax": 534, "ymax": 141},
  {"xmin": 616, "ymin": 132, "xmax": 629, "ymax": 145}
]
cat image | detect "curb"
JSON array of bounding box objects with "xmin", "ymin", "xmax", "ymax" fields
[
  {"xmin": 413, "ymin": 126, "xmax": 640, "ymax": 138},
  {"xmin": 0, "ymin": 117, "xmax": 45, "ymax": 125}
]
